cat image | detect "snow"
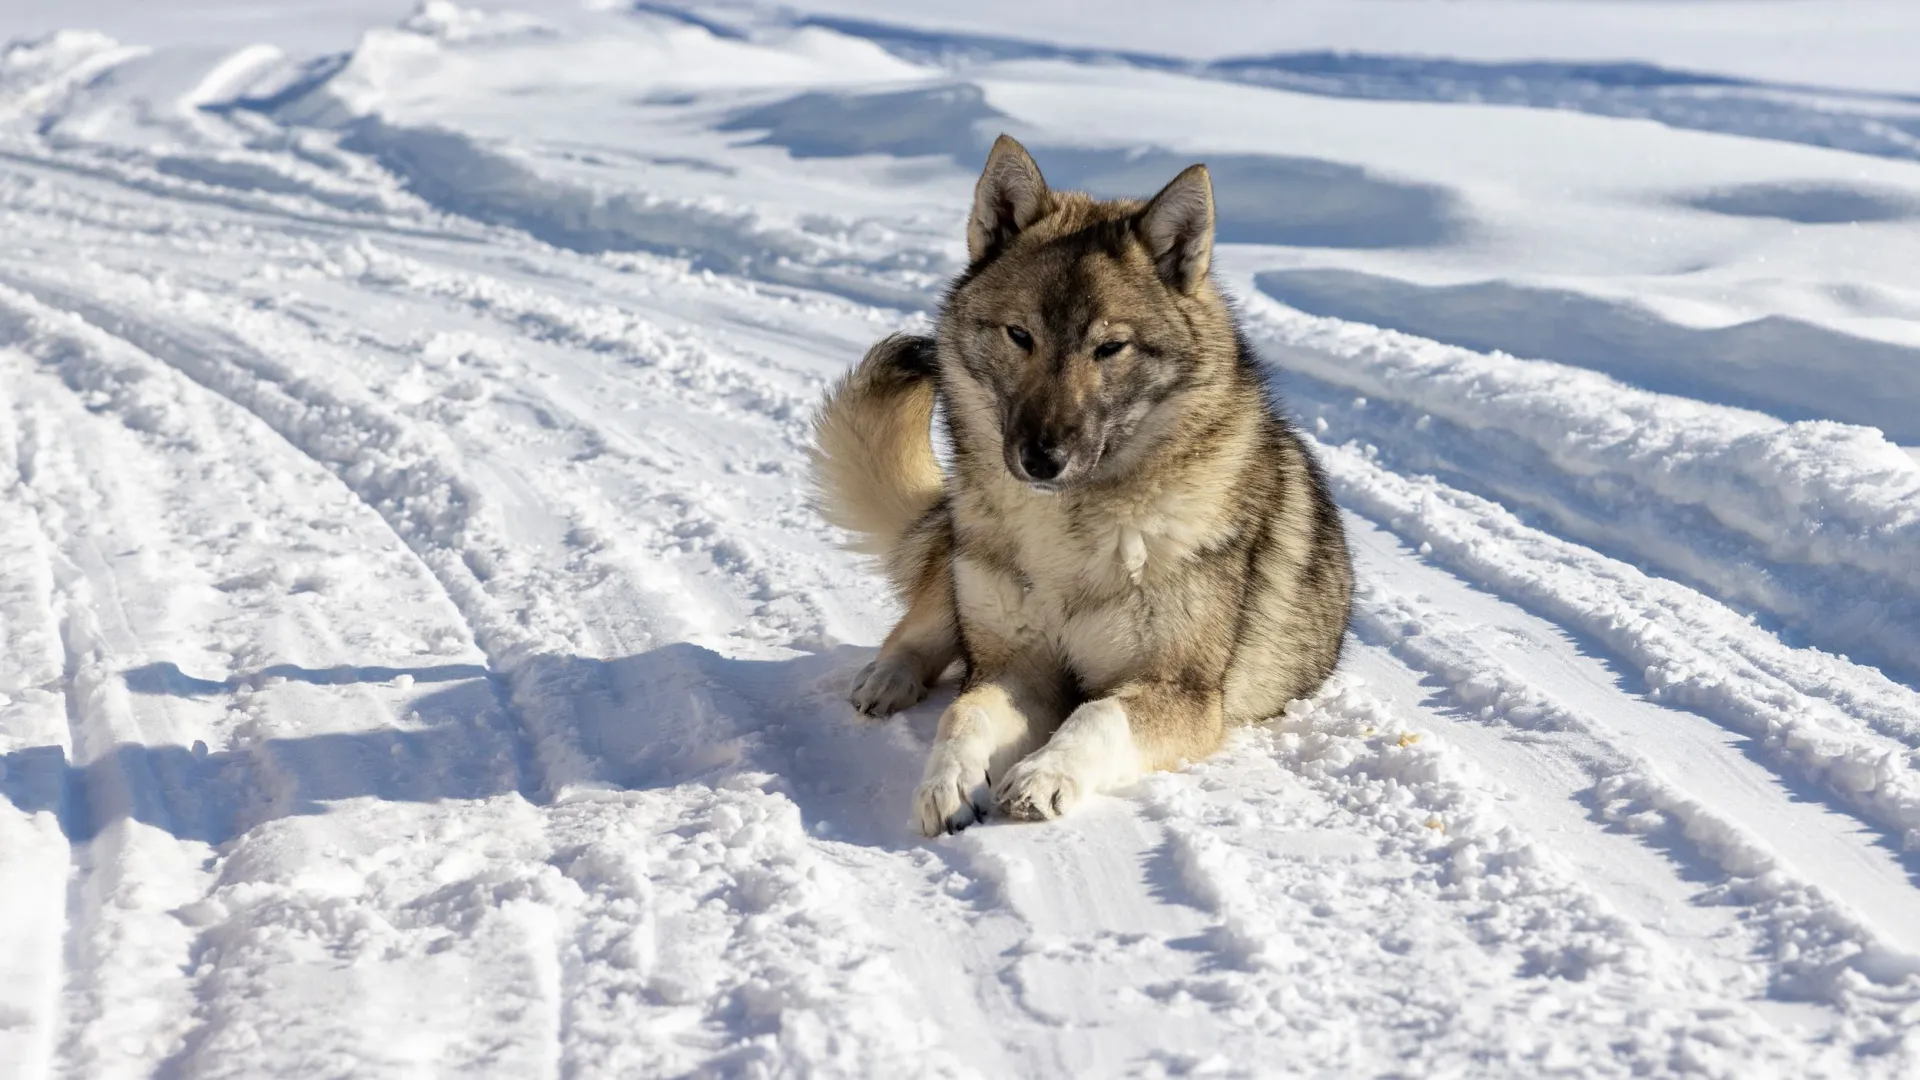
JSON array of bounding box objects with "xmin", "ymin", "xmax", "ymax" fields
[
  {"xmin": 2, "ymin": 1, "xmax": 1919, "ymax": 1076},
  {"xmin": 769, "ymin": 0, "xmax": 1920, "ymax": 96}
]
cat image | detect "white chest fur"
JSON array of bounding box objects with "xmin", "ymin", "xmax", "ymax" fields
[{"xmin": 952, "ymin": 477, "xmax": 1230, "ymax": 685}]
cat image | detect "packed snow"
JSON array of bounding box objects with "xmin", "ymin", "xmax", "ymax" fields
[{"xmin": 3, "ymin": 2, "xmax": 1919, "ymax": 1076}]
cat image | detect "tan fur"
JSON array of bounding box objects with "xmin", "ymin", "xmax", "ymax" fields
[
  {"xmin": 808, "ymin": 334, "xmax": 943, "ymax": 566},
  {"xmin": 809, "ymin": 136, "xmax": 1354, "ymax": 835}
]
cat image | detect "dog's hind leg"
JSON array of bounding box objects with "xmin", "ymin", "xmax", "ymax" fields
[
  {"xmin": 995, "ymin": 682, "xmax": 1225, "ymax": 821},
  {"xmin": 850, "ymin": 558, "xmax": 959, "ymax": 719}
]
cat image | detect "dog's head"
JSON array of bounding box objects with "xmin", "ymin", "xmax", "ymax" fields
[{"xmin": 939, "ymin": 135, "xmax": 1235, "ymax": 492}]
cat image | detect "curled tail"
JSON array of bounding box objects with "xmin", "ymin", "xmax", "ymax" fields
[{"xmin": 809, "ymin": 333, "xmax": 944, "ymax": 572}]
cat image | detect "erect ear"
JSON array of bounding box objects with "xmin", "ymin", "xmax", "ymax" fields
[
  {"xmin": 1137, "ymin": 164, "xmax": 1215, "ymax": 293},
  {"xmin": 967, "ymin": 134, "xmax": 1052, "ymax": 263}
]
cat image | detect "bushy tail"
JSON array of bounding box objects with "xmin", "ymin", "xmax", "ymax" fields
[{"xmin": 809, "ymin": 333, "xmax": 944, "ymax": 562}]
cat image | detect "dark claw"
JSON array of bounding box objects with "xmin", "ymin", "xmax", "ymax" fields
[{"xmin": 848, "ymin": 663, "xmax": 874, "ymax": 708}]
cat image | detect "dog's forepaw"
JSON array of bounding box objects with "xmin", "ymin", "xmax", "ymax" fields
[
  {"xmin": 913, "ymin": 754, "xmax": 990, "ymax": 837},
  {"xmin": 994, "ymin": 753, "xmax": 1085, "ymax": 822},
  {"xmin": 849, "ymin": 658, "xmax": 930, "ymax": 720}
]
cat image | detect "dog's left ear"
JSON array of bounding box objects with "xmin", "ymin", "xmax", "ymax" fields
[{"xmin": 1138, "ymin": 164, "xmax": 1214, "ymax": 293}]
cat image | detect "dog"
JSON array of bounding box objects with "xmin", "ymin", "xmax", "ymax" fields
[{"xmin": 810, "ymin": 134, "xmax": 1353, "ymax": 836}]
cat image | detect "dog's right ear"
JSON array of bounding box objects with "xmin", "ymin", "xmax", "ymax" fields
[{"xmin": 967, "ymin": 134, "xmax": 1051, "ymax": 264}]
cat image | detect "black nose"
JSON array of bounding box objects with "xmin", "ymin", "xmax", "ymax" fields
[{"xmin": 1018, "ymin": 438, "xmax": 1068, "ymax": 482}]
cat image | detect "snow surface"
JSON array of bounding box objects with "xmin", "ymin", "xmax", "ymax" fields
[{"xmin": 3, "ymin": 2, "xmax": 1920, "ymax": 1076}]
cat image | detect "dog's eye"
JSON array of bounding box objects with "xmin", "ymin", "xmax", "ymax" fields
[
  {"xmin": 1005, "ymin": 325, "xmax": 1033, "ymax": 351},
  {"xmin": 1093, "ymin": 340, "xmax": 1128, "ymax": 360}
]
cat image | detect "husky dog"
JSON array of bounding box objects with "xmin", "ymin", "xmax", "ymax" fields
[{"xmin": 811, "ymin": 135, "xmax": 1352, "ymax": 836}]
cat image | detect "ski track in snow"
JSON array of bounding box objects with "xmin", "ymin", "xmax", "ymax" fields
[{"xmin": 2, "ymin": 4, "xmax": 1919, "ymax": 1076}]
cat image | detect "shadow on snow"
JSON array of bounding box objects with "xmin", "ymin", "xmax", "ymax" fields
[
  {"xmin": 1256, "ymin": 267, "xmax": 1920, "ymax": 444},
  {"xmin": 718, "ymin": 83, "xmax": 1463, "ymax": 250},
  {"xmin": 0, "ymin": 644, "xmax": 947, "ymax": 851}
]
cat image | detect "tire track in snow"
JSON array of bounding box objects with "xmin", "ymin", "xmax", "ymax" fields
[
  {"xmin": 0, "ymin": 234, "xmax": 995, "ymax": 1074},
  {"xmin": 1311, "ymin": 435, "xmax": 1920, "ymax": 875},
  {"xmin": 1130, "ymin": 675, "xmax": 1829, "ymax": 1077},
  {"xmin": 0, "ymin": 284, "xmax": 582, "ymax": 1074},
  {"xmin": 320, "ymin": 241, "xmax": 874, "ymax": 642},
  {"xmin": 148, "ymin": 224, "xmax": 914, "ymax": 663},
  {"xmin": 1, "ymin": 269, "xmax": 597, "ymax": 1069},
  {"xmin": 330, "ymin": 240, "xmax": 830, "ymax": 452},
  {"xmin": 1240, "ymin": 295, "xmax": 1920, "ymax": 686},
  {"xmin": 0, "ymin": 275, "xmax": 568, "ymax": 791},
  {"xmin": 1343, "ymin": 520, "xmax": 1920, "ymax": 1053},
  {"xmin": 0, "ymin": 144, "xmax": 481, "ymax": 246},
  {"xmin": 0, "ymin": 156, "xmax": 741, "ymax": 659},
  {"xmin": 4, "ymin": 277, "xmax": 600, "ymax": 1076},
  {"xmin": 0, "ymin": 376, "xmax": 76, "ymax": 1080},
  {"xmin": 95, "ymin": 239, "xmax": 846, "ymax": 660},
  {"xmin": 3, "ymin": 380, "xmax": 214, "ymax": 1079}
]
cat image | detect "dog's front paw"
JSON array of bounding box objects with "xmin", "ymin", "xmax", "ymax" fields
[
  {"xmin": 849, "ymin": 657, "xmax": 930, "ymax": 719},
  {"xmin": 994, "ymin": 753, "xmax": 1085, "ymax": 822},
  {"xmin": 913, "ymin": 747, "xmax": 990, "ymax": 837}
]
